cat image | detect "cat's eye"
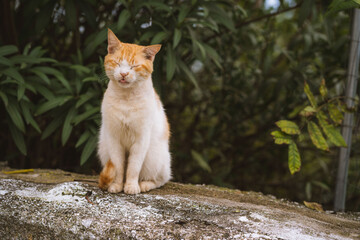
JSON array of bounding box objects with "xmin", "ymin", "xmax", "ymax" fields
[{"xmin": 130, "ymin": 65, "xmax": 139, "ymax": 69}]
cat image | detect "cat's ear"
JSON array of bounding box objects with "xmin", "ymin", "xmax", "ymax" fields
[
  {"xmin": 143, "ymin": 45, "xmax": 161, "ymax": 61},
  {"xmin": 107, "ymin": 29, "xmax": 121, "ymax": 54}
]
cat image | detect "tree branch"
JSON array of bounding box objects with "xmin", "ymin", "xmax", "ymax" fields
[
  {"xmin": 237, "ymin": 2, "xmax": 303, "ymax": 28},
  {"xmin": 203, "ymin": 2, "xmax": 303, "ymax": 44}
]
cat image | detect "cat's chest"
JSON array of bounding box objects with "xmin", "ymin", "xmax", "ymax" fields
[{"xmin": 102, "ymin": 96, "xmax": 152, "ymax": 126}]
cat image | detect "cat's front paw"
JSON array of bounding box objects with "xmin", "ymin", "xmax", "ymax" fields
[
  {"xmin": 108, "ymin": 182, "xmax": 123, "ymax": 193},
  {"xmin": 124, "ymin": 182, "xmax": 141, "ymax": 194}
]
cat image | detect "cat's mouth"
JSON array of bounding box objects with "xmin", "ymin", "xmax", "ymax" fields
[{"xmin": 118, "ymin": 78, "xmax": 129, "ymax": 84}]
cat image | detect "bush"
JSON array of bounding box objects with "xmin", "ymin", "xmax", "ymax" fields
[{"xmin": 0, "ymin": 44, "xmax": 104, "ymax": 168}]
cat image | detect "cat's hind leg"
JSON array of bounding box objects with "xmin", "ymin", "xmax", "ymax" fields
[
  {"xmin": 139, "ymin": 170, "xmax": 170, "ymax": 192},
  {"xmin": 139, "ymin": 144, "xmax": 171, "ymax": 193},
  {"xmin": 139, "ymin": 177, "xmax": 169, "ymax": 192},
  {"xmin": 139, "ymin": 181, "xmax": 157, "ymax": 192}
]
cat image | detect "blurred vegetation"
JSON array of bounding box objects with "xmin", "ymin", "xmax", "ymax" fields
[{"xmin": 0, "ymin": 0, "xmax": 359, "ymax": 210}]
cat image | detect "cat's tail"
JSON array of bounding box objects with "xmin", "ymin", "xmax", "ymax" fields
[{"xmin": 99, "ymin": 160, "xmax": 116, "ymax": 190}]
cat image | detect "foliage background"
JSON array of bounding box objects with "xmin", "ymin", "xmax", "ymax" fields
[{"xmin": 0, "ymin": 0, "xmax": 359, "ymax": 210}]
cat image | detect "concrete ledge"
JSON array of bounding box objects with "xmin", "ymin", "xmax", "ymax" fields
[{"xmin": 0, "ymin": 168, "xmax": 359, "ymax": 239}]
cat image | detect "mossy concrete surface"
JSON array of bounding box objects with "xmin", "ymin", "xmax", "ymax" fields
[{"xmin": 0, "ymin": 167, "xmax": 359, "ymax": 239}]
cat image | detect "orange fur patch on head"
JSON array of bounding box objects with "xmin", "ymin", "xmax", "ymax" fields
[
  {"xmin": 104, "ymin": 29, "xmax": 161, "ymax": 78},
  {"xmin": 99, "ymin": 160, "xmax": 115, "ymax": 190}
]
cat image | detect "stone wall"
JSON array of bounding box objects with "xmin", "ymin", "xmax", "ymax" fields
[{"xmin": 0, "ymin": 168, "xmax": 359, "ymax": 239}]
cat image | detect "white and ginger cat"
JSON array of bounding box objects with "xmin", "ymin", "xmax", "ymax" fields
[{"xmin": 98, "ymin": 29, "xmax": 171, "ymax": 194}]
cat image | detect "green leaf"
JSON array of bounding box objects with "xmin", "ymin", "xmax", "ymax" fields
[
  {"xmin": 142, "ymin": 2, "xmax": 172, "ymax": 12},
  {"xmin": 88, "ymin": 124, "xmax": 98, "ymax": 135},
  {"xmin": 178, "ymin": 5, "xmax": 190, "ymax": 23},
  {"xmin": 202, "ymin": 43, "xmax": 222, "ymax": 69},
  {"xmin": 326, "ymin": 0, "xmax": 359, "ymax": 16},
  {"xmin": 117, "ymin": 9, "xmax": 131, "ymax": 31},
  {"xmin": 17, "ymin": 83, "xmax": 25, "ymax": 101},
  {"xmin": 194, "ymin": 19, "xmax": 219, "ymax": 32},
  {"xmin": 317, "ymin": 112, "xmax": 347, "ymax": 147},
  {"xmin": 139, "ymin": 31, "xmax": 156, "ymax": 43},
  {"xmin": 0, "ymin": 45, "xmax": 18, "ymax": 56},
  {"xmin": 298, "ymin": 0, "xmax": 314, "ymax": 25},
  {"xmin": 54, "ymin": 74, "xmax": 72, "ymax": 93},
  {"xmin": 307, "ymin": 121, "xmax": 329, "ymax": 151},
  {"xmin": 0, "ymin": 91, "xmax": 8, "ymax": 106},
  {"xmin": 194, "ymin": 40, "xmax": 206, "ymax": 60},
  {"xmin": 166, "ymin": 44, "xmax": 176, "ymax": 82},
  {"xmin": 35, "ymin": 84, "xmax": 55, "ymax": 100},
  {"xmin": 62, "ymin": 107, "xmax": 77, "ymax": 146},
  {"xmin": 151, "ymin": 32, "xmax": 168, "ymax": 44},
  {"xmin": 209, "ymin": 5, "xmax": 235, "ymax": 31},
  {"xmin": 9, "ymin": 55, "xmax": 56, "ymax": 64},
  {"xmin": 0, "ymin": 56, "xmax": 14, "ymax": 66},
  {"xmin": 300, "ymin": 106, "xmax": 317, "ymax": 117},
  {"xmin": 25, "ymin": 81, "xmax": 37, "ymax": 94},
  {"xmin": 69, "ymin": 65, "xmax": 91, "ymax": 74},
  {"xmin": 2, "ymin": 68, "xmax": 24, "ymax": 84},
  {"xmin": 20, "ymin": 101, "xmax": 41, "ymax": 133},
  {"xmin": 84, "ymin": 28, "xmax": 107, "ymax": 59},
  {"xmin": 32, "ymin": 67, "xmax": 72, "ymax": 92},
  {"xmin": 30, "ymin": 69, "xmax": 51, "ymax": 85},
  {"xmin": 6, "ymin": 99, "xmax": 25, "ymax": 133},
  {"xmin": 271, "ymin": 131, "xmax": 293, "ymax": 144},
  {"xmin": 191, "ymin": 150, "xmax": 211, "ymax": 172},
  {"xmin": 328, "ymin": 103, "xmax": 344, "ymax": 125},
  {"xmin": 178, "ymin": 59, "xmax": 199, "ymax": 88},
  {"xmin": 73, "ymin": 107, "xmax": 100, "ymax": 125},
  {"xmin": 173, "ymin": 28, "xmax": 182, "ymax": 48},
  {"xmin": 275, "ymin": 120, "xmax": 301, "ymax": 135},
  {"xmin": 9, "ymin": 122, "xmax": 27, "ymax": 155},
  {"xmin": 304, "ymin": 82, "xmax": 317, "ymax": 108},
  {"xmin": 80, "ymin": 135, "xmax": 97, "ymax": 165},
  {"xmin": 288, "ymin": 142, "xmax": 301, "ymax": 175},
  {"xmin": 28, "ymin": 43, "xmax": 46, "ymax": 57},
  {"xmin": 75, "ymin": 92, "xmax": 96, "ymax": 108},
  {"xmin": 75, "ymin": 131, "xmax": 91, "ymax": 148},
  {"xmin": 35, "ymin": 96, "xmax": 72, "ymax": 115},
  {"xmin": 41, "ymin": 117, "xmax": 64, "ymax": 140},
  {"xmin": 83, "ymin": 76, "xmax": 98, "ymax": 82},
  {"xmin": 319, "ymin": 79, "xmax": 328, "ymax": 99}
]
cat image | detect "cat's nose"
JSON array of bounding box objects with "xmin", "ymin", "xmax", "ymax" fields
[{"xmin": 120, "ymin": 72, "xmax": 129, "ymax": 77}]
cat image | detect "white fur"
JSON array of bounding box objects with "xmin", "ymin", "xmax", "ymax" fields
[{"xmin": 98, "ymin": 60, "xmax": 171, "ymax": 194}]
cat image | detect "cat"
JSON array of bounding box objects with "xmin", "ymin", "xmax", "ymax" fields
[{"xmin": 97, "ymin": 29, "xmax": 171, "ymax": 194}]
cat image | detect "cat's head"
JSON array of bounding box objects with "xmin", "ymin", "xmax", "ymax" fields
[{"xmin": 104, "ymin": 29, "xmax": 161, "ymax": 88}]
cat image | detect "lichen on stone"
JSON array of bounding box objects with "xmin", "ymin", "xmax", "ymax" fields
[{"xmin": 0, "ymin": 177, "xmax": 359, "ymax": 239}]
